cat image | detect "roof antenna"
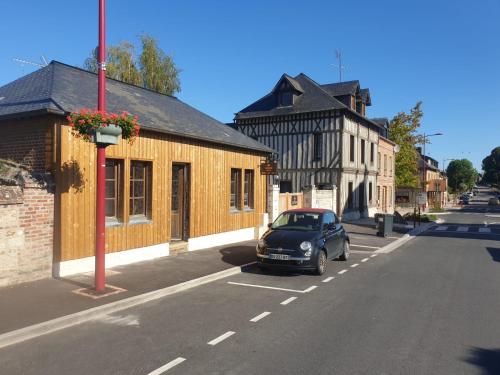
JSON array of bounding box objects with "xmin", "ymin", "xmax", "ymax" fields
[
  {"xmin": 12, "ymin": 57, "xmax": 48, "ymax": 68},
  {"xmin": 332, "ymin": 50, "xmax": 347, "ymax": 82}
]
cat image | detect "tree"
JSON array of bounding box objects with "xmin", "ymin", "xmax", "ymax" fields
[
  {"xmin": 446, "ymin": 159, "xmax": 478, "ymax": 192},
  {"xmin": 83, "ymin": 35, "xmax": 180, "ymax": 96},
  {"xmin": 388, "ymin": 102, "xmax": 425, "ymax": 188},
  {"xmin": 481, "ymin": 146, "xmax": 500, "ymax": 187}
]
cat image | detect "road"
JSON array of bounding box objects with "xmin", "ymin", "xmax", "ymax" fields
[{"xmin": 1, "ymin": 188, "xmax": 499, "ymax": 374}]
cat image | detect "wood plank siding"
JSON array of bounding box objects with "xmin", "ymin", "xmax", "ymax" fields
[
  {"xmin": 55, "ymin": 124, "xmax": 267, "ymax": 261},
  {"xmin": 236, "ymin": 111, "xmax": 341, "ymax": 192}
]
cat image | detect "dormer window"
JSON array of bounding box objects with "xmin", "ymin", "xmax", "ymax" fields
[{"xmin": 279, "ymin": 91, "xmax": 293, "ymax": 107}]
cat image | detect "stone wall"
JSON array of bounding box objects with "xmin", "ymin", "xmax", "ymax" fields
[{"xmin": 0, "ymin": 163, "xmax": 54, "ymax": 287}]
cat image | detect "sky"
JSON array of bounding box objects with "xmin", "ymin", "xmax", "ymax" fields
[{"xmin": 1, "ymin": 0, "xmax": 499, "ymax": 171}]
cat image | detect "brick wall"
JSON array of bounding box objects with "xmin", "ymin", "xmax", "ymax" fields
[
  {"xmin": 0, "ymin": 117, "xmax": 53, "ymax": 172},
  {"xmin": 0, "ymin": 167, "xmax": 54, "ymax": 287}
]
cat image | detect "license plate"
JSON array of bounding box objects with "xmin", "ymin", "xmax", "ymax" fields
[{"xmin": 269, "ymin": 254, "xmax": 289, "ymax": 260}]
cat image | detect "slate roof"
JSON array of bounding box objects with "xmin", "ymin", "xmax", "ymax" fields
[
  {"xmin": 360, "ymin": 88, "xmax": 371, "ymax": 106},
  {"xmin": 0, "ymin": 61, "xmax": 272, "ymax": 154},
  {"xmin": 320, "ymin": 80, "xmax": 360, "ymax": 97},
  {"xmin": 371, "ymin": 117, "xmax": 389, "ymax": 127},
  {"xmin": 236, "ymin": 73, "xmax": 347, "ymax": 119}
]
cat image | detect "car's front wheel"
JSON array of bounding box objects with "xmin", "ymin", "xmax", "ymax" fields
[
  {"xmin": 339, "ymin": 240, "xmax": 350, "ymax": 261},
  {"xmin": 315, "ymin": 250, "xmax": 327, "ymax": 275}
]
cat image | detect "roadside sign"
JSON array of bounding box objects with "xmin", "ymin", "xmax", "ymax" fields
[
  {"xmin": 260, "ymin": 161, "xmax": 277, "ymax": 175},
  {"xmin": 417, "ymin": 192, "xmax": 427, "ymax": 205}
]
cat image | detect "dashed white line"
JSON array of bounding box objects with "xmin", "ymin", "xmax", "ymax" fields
[
  {"xmin": 322, "ymin": 276, "xmax": 335, "ymax": 283},
  {"xmin": 281, "ymin": 297, "xmax": 298, "ymax": 305},
  {"xmin": 350, "ymin": 244, "xmax": 380, "ymax": 249},
  {"xmin": 361, "ymin": 258, "xmax": 369, "ymax": 262},
  {"xmin": 208, "ymin": 331, "xmax": 235, "ymax": 346},
  {"xmin": 338, "ymin": 269, "xmax": 348, "ymax": 274},
  {"xmin": 435, "ymin": 226, "xmax": 448, "ymax": 231},
  {"xmin": 370, "ymin": 254, "xmax": 378, "ymax": 258},
  {"xmin": 457, "ymin": 226, "xmax": 468, "ymax": 232},
  {"xmin": 479, "ymin": 227, "xmax": 491, "ymax": 233},
  {"xmin": 250, "ymin": 312, "xmax": 271, "ymax": 322},
  {"xmin": 351, "ymin": 263, "xmax": 359, "ymax": 268},
  {"xmin": 303, "ymin": 285, "xmax": 318, "ymax": 293},
  {"xmin": 227, "ymin": 282, "xmax": 304, "ymax": 294},
  {"xmin": 147, "ymin": 357, "xmax": 186, "ymax": 375}
]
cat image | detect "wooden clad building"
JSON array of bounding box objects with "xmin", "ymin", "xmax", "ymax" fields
[
  {"xmin": 0, "ymin": 61, "xmax": 272, "ymax": 276},
  {"xmin": 233, "ymin": 74, "xmax": 383, "ymax": 220}
]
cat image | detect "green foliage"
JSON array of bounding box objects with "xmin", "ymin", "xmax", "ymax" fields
[
  {"xmin": 446, "ymin": 159, "xmax": 478, "ymax": 192},
  {"xmin": 481, "ymin": 146, "xmax": 500, "ymax": 186},
  {"xmin": 388, "ymin": 102, "xmax": 425, "ymax": 188},
  {"xmin": 403, "ymin": 212, "xmax": 437, "ymax": 222},
  {"xmin": 84, "ymin": 35, "xmax": 180, "ymax": 96}
]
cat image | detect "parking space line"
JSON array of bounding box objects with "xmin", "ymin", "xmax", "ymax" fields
[
  {"xmin": 208, "ymin": 331, "xmax": 235, "ymax": 346},
  {"xmin": 387, "ymin": 236, "xmax": 400, "ymax": 239},
  {"xmin": 351, "ymin": 263, "xmax": 359, "ymax": 268},
  {"xmin": 147, "ymin": 357, "xmax": 186, "ymax": 375},
  {"xmin": 338, "ymin": 269, "xmax": 348, "ymax": 274},
  {"xmin": 322, "ymin": 276, "xmax": 334, "ymax": 283},
  {"xmin": 281, "ymin": 297, "xmax": 298, "ymax": 305},
  {"xmin": 361, "ymin": 258, "xmax": 369, "ymax": 262},
  {"xmin": 250, "ymin": 312, "xmax": 271, "ymax": 322},
  {"xmin": 303, "ymin": 285, "xmax": 318, "ymax": 293},
  {"xmin": 350, "ymin": 244, "xmax": 380, "ymax": 249},
  {"xmin": 227, "ymin": 282, "xmax": 306, "ymax": 294},
  {"xmin": 370, "ymin": 254, "xmax": 378, "ymax": 258}
]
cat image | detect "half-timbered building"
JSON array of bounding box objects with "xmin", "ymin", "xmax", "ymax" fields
[
  {"xmin": 233, "ymin": 74, "xmax": 382, "ymax": 220},
  {"xmin": 0, "ymin": 61, "xmax": 272, "ymax": 276}
]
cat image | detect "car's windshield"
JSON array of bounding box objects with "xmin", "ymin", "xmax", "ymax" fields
[{"xmin": 271, "ymin": 212, "xmax": 322, "ymax": 231}]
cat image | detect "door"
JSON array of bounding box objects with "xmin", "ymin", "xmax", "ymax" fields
[
  {"xmin": 359, "ymin": 183, "xmax": 365, "ymax": 213},
  {"xmin": 382, "ymin": 186, "xmax": 387, "ymax": 213},
  {"xmin": 323, "ymin": 212, "xmax": 340, "ymax": 257},
  {"xmin": 171, "ymin": 164, "xmax": 189, "ymax": 240}
]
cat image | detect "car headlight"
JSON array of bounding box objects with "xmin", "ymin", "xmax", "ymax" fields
[
  {"xmin": 300, "ymin": 241, "xmax": 312, "ymax": 251},
  {"xmin": 257, "ymin": 239, "xmax": 266, "ymax": 249}
]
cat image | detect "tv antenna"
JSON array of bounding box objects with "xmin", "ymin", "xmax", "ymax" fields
[
  {"xmin": 331, "ymin": 49, "xmax": 347, "ymax": 82},
  {"xmin": 12, "ymin": 56, "xmax": 49, "ymax": 68}
]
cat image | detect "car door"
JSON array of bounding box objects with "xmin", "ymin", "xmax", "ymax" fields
[{"xmin": 322, "ymin": 212, "xmax": 337, "ymax": 258}]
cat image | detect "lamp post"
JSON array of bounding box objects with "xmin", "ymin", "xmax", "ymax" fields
[
  {"xmin": 95, "ymin": 0, "xmax": 107, "ymax": 293},
  {"xmin": 421, "ymin": 132, "xmax": 443, "ymax": 212}
]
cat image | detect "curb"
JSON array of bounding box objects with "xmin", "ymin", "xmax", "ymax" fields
[
  {"xmin": 374, "ymin": 221, "xmax": 436, "ymax": 254},
  {"xmin": 0, "ymin": 261, "xmax": 255, "ymax": 349}
]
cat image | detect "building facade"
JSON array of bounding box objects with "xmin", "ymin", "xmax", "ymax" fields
[
  {"xmin": 233, "ymin": 74, "xmax": 382, "ymax": 220},
  {"xmin": 376, "ymin": 136, "xmax": 397, "ymax": 214},
  {"xmin": 0, "ymin": 61, "xmax": 272, "ymax": 278}
]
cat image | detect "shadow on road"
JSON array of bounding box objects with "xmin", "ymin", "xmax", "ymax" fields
[
  {"xmin": 463, "ymin": 347, "xmax": 500, "ymax": 375},
  {"xmin": 486, "ymin": 247, "xmax": 500, "ymax": 262}
]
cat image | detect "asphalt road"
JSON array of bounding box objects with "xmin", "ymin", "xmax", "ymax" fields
[{"xmin": 1, "ymin": 188, "xmax": 499, "ymax": 375}]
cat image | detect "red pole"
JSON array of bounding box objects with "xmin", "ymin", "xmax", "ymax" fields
[{"xmin": 95, "ymin": 0, "xmax": 106, "ymax": 292}]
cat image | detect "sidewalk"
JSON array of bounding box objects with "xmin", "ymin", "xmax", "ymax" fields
[{"xmin": 0, "ymin": 240, "xmax": 257, "ymax": 335}]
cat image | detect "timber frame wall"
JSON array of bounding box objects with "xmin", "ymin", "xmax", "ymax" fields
[{"xmin": 53, "ymin": 120, "xmax": 268, "ymax": 262}]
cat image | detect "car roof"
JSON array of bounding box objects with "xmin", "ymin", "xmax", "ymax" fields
[{"xmin": 283, "ymin": 208, "xmax": 333, "ymax": 214}]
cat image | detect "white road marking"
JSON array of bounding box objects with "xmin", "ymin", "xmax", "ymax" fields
[
  {"xmin": 250, "ymin": 312, "xmax": 271, "ymax": 322},
  {"xmin": 370, "ymin": 254, "xmax": 378, "ymax": 258},
  {"xmin": 479, "ymin": 227, "xmax": 491, "ymax": 233},
  {"xmin": 435, "ymin": 226, "xmax": 448, "ymax": 231},
  {"xmin": 147, "ymin": 357, "xmax": 186, "ymax": 375},
  {"xmin": 281, "ymin": 297, "xmax": 298, "ymax": 305},
  {"xmin": 227, "ymin": 282, "xmax": 305, "ymax": 294},
  {"xmin": 361, "ymin": 258, "xmax": 369, "ymax": 262},
  {"xmin": 338, "ymin": 269, "xmax": 348, "ymax": 274},
  {"xmin": 208, "ymin": 331, "xmax": 235, "ymax": 346},
  {"xmin": 350, "ymin": 244, "xmax": 380, "ymax": 249},
  {"xmin": 457, "ymin": 226, "xmax": 469, "ymax": 232},
  {"xmin": 322, "ymin": 276, "xmax": 335, "ymax": 283},
  {"xmin": 386, "ymin": 236, "xmax": 400, "ymax": 239},
  {"xmin": 95, "ymin": 314, "xmax": 139, "ymax": 327},
  {"xmin": 303, "ymin": 285, "xmax": 318, "ymax": 293},
  {"xmin": 351, "ymin": 263, "xmax": 359, "ymax": 268},
  {"xmin": 486, "ymin": 214, "xmax": 500, "ymax": 218}
]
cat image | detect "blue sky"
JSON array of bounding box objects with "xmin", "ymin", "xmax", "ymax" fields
[{"xmin": 1, "ymin": 0, "xmax": 499, "ymax": 171}]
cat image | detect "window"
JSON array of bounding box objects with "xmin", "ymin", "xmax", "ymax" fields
[
  {"xmin": 389, "ymin": 156, "xmax": 393, "ymax": 176},
  {"xmin": 279, "ymin": 91, "xmax": 293, "ymax": 106},
  {"xmin": 361, "ymin": 139, "xmax": 366, "ymax": 164},
  {"xmin": 105, "ymin": 159, "xmax": 123, "ymax": 223},
  {"xmin": 378, "ymin": 152, "xmax": 381, "ymax": 172},
  {"xmin": 313, "ymin": 133, "xmax": 322, "ymax": 161},
  {"xmin": 323, "ymin": 212, "xmax": 336, "ymax": 229},
  {"xmin": 280, "ymin": 180, "xmax": 292, "ymax": 193},
  {"xmin": 230, "ymin": 169, "xmax": 241, "ymax": 210},
  {"xmin": 130, "ymin": 161, "xmax": 152, "ymax": 220},
  {"xmin": 384, "ymin": 155, "xmax": 387, "ymax": 176},
  {"xmin": 243, "ymin": 170, "xmax": 254, "ymax": 209},
  {"xmin": 350, "ymin": 135, "xmax": 355, "ymax": 162},
  {"xmin": 369, "ymin": 182, "xmax": 373, "ymax": 204},
  {"xmin": 377, "ymin": 186, "xmax": 381, "ymax": 205},
  {"xmin": 370, "ymin": 143, "xmax": 375, "ymax": 164},
  {"xmin": 348, "ymin": 181, "xmax": 354, "ymax": 209}
]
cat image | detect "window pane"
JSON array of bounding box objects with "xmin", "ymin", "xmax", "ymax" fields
[
  {"xmin": 105, "ymin": 163, "xmax": 115, "ymax": 179},
  {"xmin": 133, "ymin": 164, "xmax": 144, "ymax": 179},
  {"xmin": 133, "ymin": 181, "xmax": 144, "ymax": 198},
  {"xmin": 105, "ymin": 180, "xmax": 115, "ymax": 198},
  {"xmin": 105, "ymin": 199, "xmax": 115, "ymax": 217}
]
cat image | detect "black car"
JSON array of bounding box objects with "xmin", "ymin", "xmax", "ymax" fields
[{"xmin": 256, "ymin": 208, "xmax": 350, "ymax": 275}]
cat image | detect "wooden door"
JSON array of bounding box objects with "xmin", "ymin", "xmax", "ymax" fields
[{"xmin": 171, "ymin": 164, "xmax": 189, "ymax": 240}]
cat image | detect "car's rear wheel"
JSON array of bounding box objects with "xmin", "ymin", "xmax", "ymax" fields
[
  {"xmin": 315, "ymin": 250, "xmax": 327, "ymax": 275},
  {"xmin": 339, "ymin": 240, "xmax": 350, "ymax": 261}
]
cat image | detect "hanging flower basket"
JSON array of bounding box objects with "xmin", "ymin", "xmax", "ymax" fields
[{"xmin": 67, "ymin": 109, "xmax": 140, "ymax": 145}]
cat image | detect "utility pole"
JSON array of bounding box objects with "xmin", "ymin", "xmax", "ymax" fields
[
  {"xmin": 95, "ymin": 0, "xmax": 107, "ymax": 293},
  {"xmin": 333, "ymin": 50, "xmax": 346, "ymax": 82}
]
